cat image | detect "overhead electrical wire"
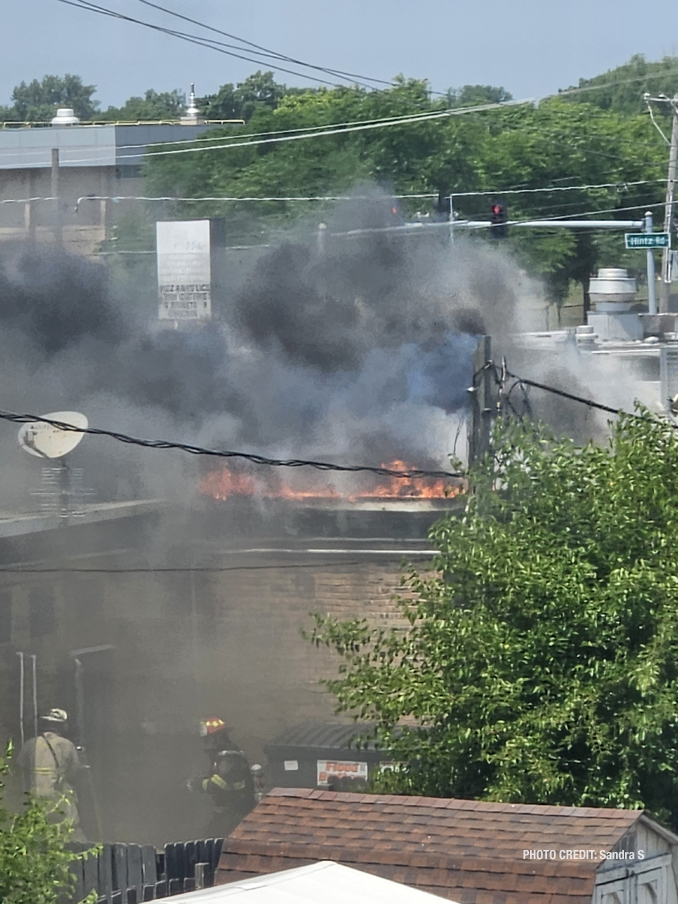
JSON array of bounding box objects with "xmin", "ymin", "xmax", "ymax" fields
[
  {"xmin": 0, "ymin": 562, "xmax": 371, "ymax": 574},
  {"xmin": 55, "ymin": 0, "xmax": 378, "ymax": 91},
  {"xmin": 1, "ymin": 100, "xmax": 534, "ymax": 170},
  {"xmin": 63, "ymin": 179, "xmax": 664, "ymax": 208},
  {"xmin": 132, "ymin": 0, "xmax": 397, "ymax": 91},
  {"xmin": 56, "ymin": 101, "xmax": 541, "ymax": 166},
  {"xmin": 0, "ymin": 409, "xmax": 462, "ymax": 481},
  {"xmin": 54, "ymin": 0, "xmax": 678, "ymax": 105}
]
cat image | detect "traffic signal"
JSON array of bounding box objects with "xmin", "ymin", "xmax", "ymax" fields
[{"xmin": 490, "ymin": 199, "xmax": 508, "ymax": 238}]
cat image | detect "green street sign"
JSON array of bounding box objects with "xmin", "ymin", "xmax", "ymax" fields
[{"xmin": 625, "ymin": 232, "xmax": 671, "ymax": 249}]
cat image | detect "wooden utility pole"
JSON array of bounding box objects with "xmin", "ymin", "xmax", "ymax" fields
[
  {"xmin": 468, "ymin": 335, "xmax": 493, "ymax": 467},
  {"xmin": 658, "ymin": 96, "xmax": 678, "ymax": 312}
]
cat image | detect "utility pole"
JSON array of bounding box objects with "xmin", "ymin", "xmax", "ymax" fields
[
  {"xmin": 660, "ymin": 95, "xmax": 678, "ymax": 312},
  {"xmin": 467, "ymin": 335, "xmax": 493, "ymax": 467}
]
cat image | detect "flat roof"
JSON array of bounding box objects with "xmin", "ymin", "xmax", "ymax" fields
[
  {"xmin": 0, "ymin": 499, "xmax": 163, "ymax": 538},
  {"xmin": 0, "ymin": 122, "xmax": 225, "ymax": 169}
]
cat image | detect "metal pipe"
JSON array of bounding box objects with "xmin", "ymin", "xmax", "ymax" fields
[
  {"xmin": 17, "ymin": 652, "xmax": 24, "ymax": 748},
  {"xmin": 70, "ymin": 650, "xmax": 109, "ymax": 841},
  {"xmin": 31, "ymin": 655, "xmax": 38, "ymax": 739},
  {"xmin": 331, "ymin": 218, "xmax": 646, "ymax": 238},
  {"xmin": 645, "ymin": 212, "xmax": 658, "ymax": 315},
  {"xmin": 506, "ymin": 219, "xmax": 646, "ymax": 230}
]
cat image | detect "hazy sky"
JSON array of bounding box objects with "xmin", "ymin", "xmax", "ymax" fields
[{"xmin": 4, "ymin": 0, "xmax": 678, "ymax": 109}]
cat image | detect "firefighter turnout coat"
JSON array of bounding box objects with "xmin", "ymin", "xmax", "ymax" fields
[{"xmin": 20, "ymin": 732, "xmax": 84, "ymax": 836}]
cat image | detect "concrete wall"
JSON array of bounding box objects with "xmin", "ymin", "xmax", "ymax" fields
[{"xmin": 0, "ymin": 167, "xmax": 144, "ymax": 255}]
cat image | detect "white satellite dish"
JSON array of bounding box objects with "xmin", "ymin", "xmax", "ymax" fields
[{"xmin": 18, "ymin": 411, "xmax": 89, "ymax": 459}]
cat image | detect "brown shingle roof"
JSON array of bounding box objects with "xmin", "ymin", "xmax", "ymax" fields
[{"xmin": 216, "ymin": 789, "xmax": 646, "ymax": 904}]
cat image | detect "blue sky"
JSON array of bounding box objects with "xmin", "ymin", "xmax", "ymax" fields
[{"xmin": 5, "ymin": 0, "xmax": 678, "ymax": 109}]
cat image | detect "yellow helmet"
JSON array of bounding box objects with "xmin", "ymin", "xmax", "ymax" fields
[{"xmin": 200, "ymin": 717, "xmax": 226, "ymax": 737}]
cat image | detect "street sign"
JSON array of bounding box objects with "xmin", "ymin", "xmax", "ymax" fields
[{"xmin": 625, "ymin": 232, "xmax": 671, "ymax": 249}]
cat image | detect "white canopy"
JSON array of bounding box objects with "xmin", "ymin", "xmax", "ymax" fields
[{"xmin": 156, "ymin": 861, "xmax": 455, "ymax": 904}]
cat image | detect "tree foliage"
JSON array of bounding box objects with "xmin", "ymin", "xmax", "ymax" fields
[
  {"xmin": 0, "ymin": 74, "xmax": 99, "ymax": 122},
  {"xmin": 311, "ymin": 413, "xmax": 678, "ymax": 827},
  {"xmin": 199, "ymin": 70, "xmax": 303, "ymax": 122},
  {"xmin": 143, "ymin": 74, "xmax": 667, "ymax": 298},
  {"xmin": 446, "ymin": 84, "xmax": 513, "ymax": 106},
  {"xmin": 566, "ymin": 54, "xmax": 678, "ymax": 115},
  {"xmin": 0, "ymin": 745, "xmax": 95, "ymax": 903},
  {"xmin": 101, "ymin": 88, "xmax": 186, "ymax": 122}
]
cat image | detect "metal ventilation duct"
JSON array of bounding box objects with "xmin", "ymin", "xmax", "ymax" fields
[{"xmin": 50, "ymin": 108, "xmax": 80, "ymax": 126}]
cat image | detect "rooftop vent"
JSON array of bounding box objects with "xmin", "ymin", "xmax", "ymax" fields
[
  {"xmin": 180, "ymin": 83, "xmax": 202, "ymax": 124},
  {"xmin": 588, "ymin": 267, "xmax": 637, "ymax": 311},
  {"xmin": 587, "ymin": 268, "xmax": 642, "ymax": 341},
  {"xmin": 51, "ymin": 108, "xmax": 80, "ymax": 126}
]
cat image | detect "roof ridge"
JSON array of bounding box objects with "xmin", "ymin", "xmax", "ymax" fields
[{"xmin": 265, "ymin": 787, "xmax": 644, "ymax": 819}]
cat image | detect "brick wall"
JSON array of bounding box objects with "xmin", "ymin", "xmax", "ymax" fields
[{"xmin": 0, "ymin": 548, "xmax": 426, "ymax": 840}]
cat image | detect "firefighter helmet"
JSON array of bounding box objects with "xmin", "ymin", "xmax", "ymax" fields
[
  {"xmin": 42, "ymin": 707, "xmax": 68, "ymax": 724},
  {"xmin": 200, "ymin": 717, "xmax": 227, "ymax": 737}
]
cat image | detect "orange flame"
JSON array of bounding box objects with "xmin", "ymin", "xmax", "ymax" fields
[{"xmin": 199, "ymin": 460, "xmax": 459, "ymax": 501}]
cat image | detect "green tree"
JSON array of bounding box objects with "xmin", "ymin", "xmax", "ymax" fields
[
  {"xmin": 565, "ymin": 54, "xmax": 678, "ymax": 115},
  {"xmin": 141, "ymin": 68, "xmax": 668, "ymax": 301},
  {"xmin": 0, "ymin": 745, "xmax": 95, "ymax": 903},
  {"xmin": 446, "ymin": 84, "xmax": 513, "ymax": 106},
  {"xmin": 311, "ymin": 412, "xmax": 678, "ymax": 827},
  {"xmin": 8, "ymin": 74, "xmax": 99, "ymax": 122},
  {"xmin": 101, "ymin": 88, "xmax": 186, "ymax": 122},
  {"xmin": 200, "ymin": 70, "xmax": 298, "ymax": 122}
]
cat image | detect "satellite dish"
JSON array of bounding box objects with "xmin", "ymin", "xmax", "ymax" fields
[{"xmin": 18, "ymin": 411, "xmax": 88, "ymax": 459}]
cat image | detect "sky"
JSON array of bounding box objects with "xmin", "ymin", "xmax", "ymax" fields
[{"xmin": 3, "ymin": 0, "xmax": 678, "ymax": 110}]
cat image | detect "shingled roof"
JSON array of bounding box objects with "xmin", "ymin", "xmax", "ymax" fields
[{"xmin": 216, "ymin": 788, "xmax": 650, "ymax": 904}]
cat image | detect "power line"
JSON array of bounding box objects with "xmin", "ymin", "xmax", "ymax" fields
[
  {"xmin": 45, "ymin": 101, "xmax": 530, "ymax": 168},
  {"xmin": 26, "ymin": 177, "xmax": 652, "ymax": 219},
  {"xmin": 132, "ymin": 0, "xmax": 397, "ymax": 91},
  {"xmin": 0, "ymin": 562, "xmax": 371, "ymax": 574},
  {"xmin": 66, "ymin": 180, "xmax": 664, "ymax": 208},
  {"xmin": 4, "ymin": 102, "xmax": 518, "ymax": 171},
  {"xmin": 504, "ymin": 371, "xmax": 625, "ymax": 418},
  {"xmin": 0, "ymin": 409, "xmax": 461, "ymax": 481},
  {"xmin": 558, "ymin": 67, "xmax": 678, "ymax": 100},
  {"xmin": 49, "ymin": 0, "xmax": 678, "ymax": 107},
  {"xmin": 106, "ymin": 101, "xmax": 537, "ymax": 164},
  {"xmin": 503, "ymin": 369, "xmax": 678, "ymax": 429},
  {"xmin": 55, "ymin": 0, "xmax": 377, "ymax": 91}
]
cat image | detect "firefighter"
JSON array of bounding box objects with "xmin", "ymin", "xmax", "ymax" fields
[
  {"xmin": 19, "ymin": 707, "xmax": 87, "ymax": 841},
  {"xmin": 188, "ymin": 717, "xmax": 256, "ymax": 837}
]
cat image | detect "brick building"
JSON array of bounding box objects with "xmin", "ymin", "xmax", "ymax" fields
[{"xmin": 0, "ymin": 502, "xmax": 437, "ymax": 843}]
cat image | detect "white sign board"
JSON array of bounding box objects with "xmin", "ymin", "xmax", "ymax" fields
[
  {"xmin": 317, "ymin": 759, "xmax": 369, "ymax": 787},
  {"xmin": 156, "ymin": 220, "xmax": 213, "ymax": 321}
]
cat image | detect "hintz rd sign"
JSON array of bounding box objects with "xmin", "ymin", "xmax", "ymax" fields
[{"xmin": 625, "ymin": 232, "xmax": 671, "ymax": 249}]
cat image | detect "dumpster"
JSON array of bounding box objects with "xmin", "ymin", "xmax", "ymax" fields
[{"xmin": 264, "ymin": 722, "xmax": 390, "ymax": 791}]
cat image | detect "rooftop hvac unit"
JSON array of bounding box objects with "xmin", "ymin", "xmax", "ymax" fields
[{"xmin": 587, "ymin": 268, "xmax": 642, "ymax": 341}]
